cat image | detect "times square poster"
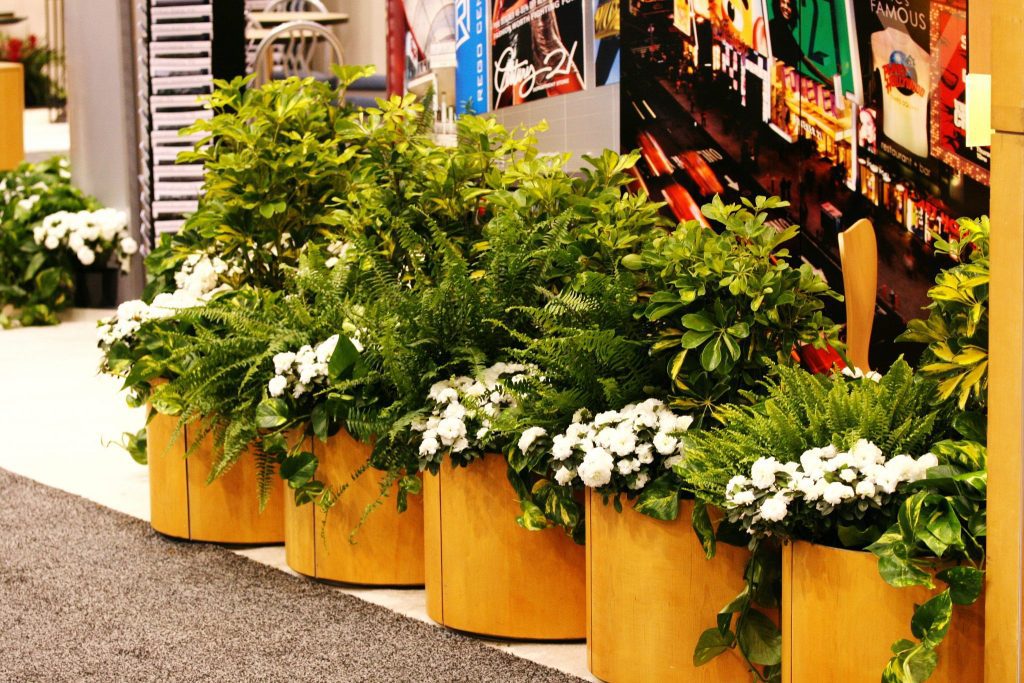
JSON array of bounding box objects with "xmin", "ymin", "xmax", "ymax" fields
[
  {"xmin": 491, "ymin": 0, "xmax": 588, "ymax": 109},
  {"xmin": 620, "ymin": 0, "xmax": 989, "ymax": 366}
]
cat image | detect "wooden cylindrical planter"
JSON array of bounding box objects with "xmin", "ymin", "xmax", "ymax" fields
[
  {"xmin": 587, "ymin": 492, "xmax": 755, "ymax": 682},
  {"xmin": 423, "ymin": 454, "xmax": 586, "ymax": 640},
  {"xmin": 782, "ymin": 542, "xmax": 985, "ymax": 682},
  {"xmin": 283, "ymin": 428, "xmax": 425, "ymax": 585},
  {"xmin": 147, "ymin": 410, "xmax": 284, "ymax": 544}
]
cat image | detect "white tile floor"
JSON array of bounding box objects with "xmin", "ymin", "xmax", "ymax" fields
[{"xmin": 0, "ymin": 309, "xmax": 593, "ymax": 681}]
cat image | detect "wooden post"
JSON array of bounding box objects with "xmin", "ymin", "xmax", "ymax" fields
[
  {"xmin": 0, "ymin": 63, "xmax": 24, "ymax": 170},
  {"xmin": 985, "ymin": 1, "xmax": 1024, "ymax": 681}
]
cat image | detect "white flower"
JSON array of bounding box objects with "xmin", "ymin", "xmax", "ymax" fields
[
  {"xmin": 419, "ymin": 436, "xmax": 439, "ymax": 456},
  {"xmin": 268, "ymin": 375, "xmax": 288, "ymax": 397},
  {"xmin": 839, "ymin": 468, "xmax": 857, "ymax": 482},
  {"xmin": 822, "ymin": 482, "xmax": 855, "ymax": 505},
  {"xmin": 273, "ymin": 352, "xmax": 296, "ymax": 374},
  {"xmin": 750, "ymin": 458, "xmax": 782, "ymax": 489},
  {"xmin": 578, "ymin": 447, "xmax": 615, "ymax": 488},
  {"xmin": 636, "ymin": 444, "xmax": 654, "ymax": 465},
  {"xmin": 120, "ymin": 237, "xmax": 138, "ymax": 255},
  {"xmin": 451, "ymin": 437, "xmax": 470, "ymax": 452},
  {"xmin": 518, "ymin": 426, "xmax": 547, "ymax": 453},
  {"xmin": 759, "ymin": 493, "xmax": 789, "ymax": 522},
  {"xmin": 436, "ymin": 417, "xmax": 467, "ymax": 444},
  {"xmin": 795, "ymin": 476, "xmax": 827, "ymax": 501},
  {"xmin": 731, "ymin": 489, "xmax": 756, "ymax": 506},
  {"xmin": 551, "ymin": 434, "xmax": 575, "ymax": 461},
  {"xmin": 554, "ymin": 466, "xmax": 576, "ymax": 486},
  {"xmin": 444, "ymin": 402, "xmax": 467, "ymax": 420},
  {"xmin": 849, "ymin": 439, "xmax": 884, "ymax": 467},
  {"xmin": 594, "ymin": 410, "xmax": 620, "ymax": 426},
  {"xmin": 616, "ymin": 458, "xmax": 640, "ymax": 476},
  {"xmin": 476, "ymin": 427, "xmax": 489, "ymax": 440},
  {"xmin": 652, "ymin": 431, "xmax": 678, "ymax": 455},
  {"xmin": 855, "ymin": 480, "xmax": 876, "ymax": 498},
  {"xmin": 607, "ymin": 428, "xmax": 637, "ymax": 457},
  {"xmin": 631, "ymin": 471, "xmax": 650, "ymax": 490},
  {"xmin": 726, "ymin": 475, "xmax": 750, "ymax": 496},
  {"xmin": 663, "ymin": 454, "xmax": 684, "ymax": 470},
  {"xmin": 44, "ymin": 234, "xmax": 60, "ymax": 250},
  {"xmin": 76, "ymin": 247, "xmax": 96, "ymax": 265}
]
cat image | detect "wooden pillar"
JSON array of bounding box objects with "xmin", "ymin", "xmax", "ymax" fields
[
  {"xmin": 985, "ymin": 1, "xmax": 1024, "ymax": 681},
  {"xmin": 0, "ymin": 63, "xmax": 24, "ymax": 170}
]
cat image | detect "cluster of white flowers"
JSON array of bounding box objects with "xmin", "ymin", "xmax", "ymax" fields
[
  {"xmin": 33, "ymin": 208, "xmax": 137, "ymax": 270},
  {"xmin": 174, "ymin": 252, "xmax": 243, "ymax": 297},
  {"xmin": 412, "ymin": 362, "xmax": 533, "ymax": 464},
  {"xmin": 841, "ymin": 366, "xmax": 883, "ymax": 382},
  {"xmin": 267, "ymin": 334, "xmax": 359, "ymax": 400},
  {"xmin": 324, "ymin": 240, "xmax": 352, "ymax": 269},
  {"xmin": 96, "ymin": 289, "xmax": 206, "ymax": 358},
  {"xmin": 724, "ymin": 439, "xmax": 939, "ymax": 532},
  {"xmin": 520, "ymin": 399, "xmax": 694, "ymax": 492}
]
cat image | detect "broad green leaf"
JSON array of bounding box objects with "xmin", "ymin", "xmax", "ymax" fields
[
  {"xmin": 279, "ymin": 451, "xmax": 318, "ymax": 488},
  {"xmin": 736, "ymin": 609, "xmax": 781, "ymax": 666},
  {"xmin": 328, "ymin": 336, "xmax": 361, "ymax": 380},
  {"xmin": 936, "ymin": 566, "xmax": 983, "ymax": 605},
  {"xmin": 256, "ymin": 398, "xmax": 290, "ymax": 429},
  {"xmin": 691, "ymin": 499, "xmax": 716, "ymax": 559},
  {"xmin": 910, "ymin": 590, "xmax": 953, "ymax": 646},
  {"xmin": 633, "ymin": 474, "xmax": 680, "ymax": 521},
  {"xmin": 682, "ymin": 312, "xmax": 716, "ymax": 332},
  {"xmin": 693, "ymin": 627, "xmax": 735, "ymax": 666}
]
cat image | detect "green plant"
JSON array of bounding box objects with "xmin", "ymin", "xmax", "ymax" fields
[
  {"xmin": 625, "ymin": 195, "xmax": 841, "ymax": 420},
  {"xmin": 899, "ymin": 216, "xmax": 989, "ymax": 416},
  {"xmin": 869, "ymin": 440, "xmax": 986, "ymax": 683},
  {"xmin": 1, "ymin": 34, "xmax": 64, "ymax": 107},
  {"xmin": 0, "ymin": 157, "xmax": 96, "ymax": 327},
  {"xmin": 679, "ymin": 362, "xmax": 970, "ymax": 682}
]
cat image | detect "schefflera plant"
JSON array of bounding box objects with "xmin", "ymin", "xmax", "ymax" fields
[{"xmin": 624, "ymin": 195, "xmax": 841, "ymax": 421}]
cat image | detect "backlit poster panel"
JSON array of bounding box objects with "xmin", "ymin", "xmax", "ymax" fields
[
  {"xmin": 455, "ymin": 0, "xmax": 490, "ymax": 114},
  {"xmin": 673, "ymin": 0, "xmax": 692, "ymax": 35},
  {"xmin": 491, "ymin": 0, "xmax": 587, "ymax": 109},
  {"xmin": 595, "ymin": 0, "xmax": 621, "ymax": 85},
  {"xmin": 766, "ymin": 0, "xmax": 859, "ymax": 99},
  {"xmin": 929, "ymin": 1, "xmax": 989, "ymax": 184}
]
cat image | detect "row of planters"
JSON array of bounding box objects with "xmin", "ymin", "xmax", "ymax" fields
[
  {"xmin": 0, "ymin": 156, "xmax": 138, "ymax": 326},
  {"xmin": 96, "ymin": 68, "xmax": 989, "ymax": 683}
]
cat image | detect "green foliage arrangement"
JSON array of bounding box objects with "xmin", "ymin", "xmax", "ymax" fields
[
  {"xmin": 624, "ymin": 195, "xmax": 841, "ymax": 419},
  {"xmin": 0, "ymin": 157, "xmax": 96, "ymax": 327},
  {"xmin": 899, "ymin": 216, "xmax": 989, "ymax": 417},
  {"xmin": 680, "ymin": 362, "xmax": 982, "ymax": 682}
]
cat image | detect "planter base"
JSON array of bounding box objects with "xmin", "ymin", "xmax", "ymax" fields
[
  {"xmin": 587, "ymin": 492, "xmax": 755, "ymax": 682},
  {"xmin": 423, "ymin": 455, "xmax": 586, "ymax": 640},
  {"xmin": 782, "ymin": 542, "xmax": 984, "ymax": 683},
  {"xmin": 283, "ymin": 429, "xmax": 424, "ymax": 586},
  {"xmin": 147, "ymin": 412, "xmax": 284, "ymax": 544}
]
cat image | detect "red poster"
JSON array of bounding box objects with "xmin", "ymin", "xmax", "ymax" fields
[{"xmin": 930, "ymin": 2, "xmax": 990, "ymax": 185}]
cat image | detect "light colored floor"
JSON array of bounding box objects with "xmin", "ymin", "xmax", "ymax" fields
[
  {"xmin": 24, "ymin": 107, "xmax": 70, "ymax": 162},
  {"xmin": 0, "ymin": 309, "xmax": 593, "ymax": 681}
]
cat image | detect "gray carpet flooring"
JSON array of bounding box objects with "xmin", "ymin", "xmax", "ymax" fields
[{"xmin": 0, "ymin": 469, "xmax": 583, "ymax": 682}]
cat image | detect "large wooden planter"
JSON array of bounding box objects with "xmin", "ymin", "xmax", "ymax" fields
[
  {"xmin": 587, "ymin": 492, "xmax": 755, "ymax": 682},
  {"xmin": 782, "ymin": 542, "xmax": 985, "ymax": 682},
  {"xmin": 147, "ymin": 410, "xmax": 284, "ymax": 544},
  {"xmin": 283, "ymin": 428, "xmax": 424, "ymax": 586},
  {"xmin": 423, "ymin": 454, "xmax": 586, "ymax": 640}
]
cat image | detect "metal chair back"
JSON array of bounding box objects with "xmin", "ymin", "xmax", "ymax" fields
[
  {"xmin": 252, "ymin": 20, "xmax": 344, "ymax": 86},
  {"xmin": 263, "ymin": 0, "xmax": 328, "ymax": 11}
]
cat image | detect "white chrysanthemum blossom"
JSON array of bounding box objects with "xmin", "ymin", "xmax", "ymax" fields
[
  {"xmin": 412, "ymin": 362, "xmax": 540, "ymax": 467},
  {"xmin": 521, "ymin": 399, "xmax": 693, "ymax": 494},
  {"xmin": 265, "ymin": 334, "xmax": 356, "ymax": 402},
  {"xmin": 724, "ymin": 439, "xmax": 940, "ymax": 537}
]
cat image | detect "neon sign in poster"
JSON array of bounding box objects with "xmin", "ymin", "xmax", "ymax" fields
[
  {"xmin": 456, "ymin": 0, "xmax": 490, "ymax": 114},
  {"xmin": 766, "ymin": 0, "xmax": 859, "ymax": 99},
  {"xmin": 491, "ymin": 0, "xmax": 586, "ymax": 109}
]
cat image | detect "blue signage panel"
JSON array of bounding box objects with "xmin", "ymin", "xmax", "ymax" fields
[{"xmin": 455, "ymin": 0, "xmax": 489, "ymax": 115}]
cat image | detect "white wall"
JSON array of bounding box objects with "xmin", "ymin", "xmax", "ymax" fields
[
  {"xmin": 325, "ymin": 0, "xmax": 388, "ymax": 74},
  {"xmin": 64, "ymin": 0, "xmax": 142, "ymax": 299},
  {"xmin": 3, "ymin": 0, "xmax": 46, "ymax": 40}
]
